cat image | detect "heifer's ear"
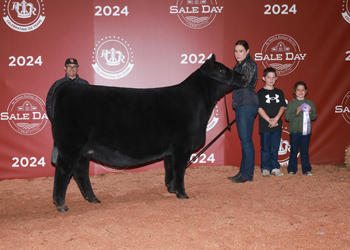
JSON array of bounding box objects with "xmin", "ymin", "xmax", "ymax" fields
[
  {"xmin": 200, "ymin": 54, "xmax": 217, "ymax": 74},
  {"xmin": 201, "ymin": 54, "xmax": 213, "ymax": 72},
  {"xmin": 210, "ymin": 54, "xmax": 216, "ymax": 62}
]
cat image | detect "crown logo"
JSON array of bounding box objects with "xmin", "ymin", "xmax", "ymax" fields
[
  {"xmin": 12, "ymin": 0, "xmax": 37, "ymax": 19},
  {"xmin": 100, "ymin": 48, "xmax": 125, "ymax": 66}
]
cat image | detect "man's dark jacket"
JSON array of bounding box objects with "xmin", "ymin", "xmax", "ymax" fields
[{"xmin": 46, "ymin": 75, "xmax": 89, "ymax": 121}]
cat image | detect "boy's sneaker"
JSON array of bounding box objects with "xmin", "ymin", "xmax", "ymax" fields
[
  {"xmin": 304, "ymin": 171, "xmax": 313, "ymax": 176},
  {"xmin": 271, "ymin": 168, "xmax": 284, "ymax": 176},
  {"xmin": 288, "ymin": 172, "xmax": 295, "ymax": 175},
  {"xmin": 262, "ymin": 169, "xmax": 270, "ymax": 177}
]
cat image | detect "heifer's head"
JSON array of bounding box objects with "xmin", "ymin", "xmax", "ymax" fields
[{"xmin": 200, "ymin": 54, "xmax": 246, "ymax": 88}]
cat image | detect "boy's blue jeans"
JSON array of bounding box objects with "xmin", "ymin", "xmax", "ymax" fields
[
  {"xmin": 288, "ymin": 132, "xmax": 312, "ymax": 174},
  {"xmin": 235, "ymin": 105, "xmax": 258, "ymax": 181},
  {"xmin": 260, "ymin": 131, "xmax": 282, "ymax": 172}
]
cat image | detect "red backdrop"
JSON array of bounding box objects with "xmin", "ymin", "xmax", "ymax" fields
[{"xmin": 1, "ymin": 0, "xmax": 349, "ymax": 180}]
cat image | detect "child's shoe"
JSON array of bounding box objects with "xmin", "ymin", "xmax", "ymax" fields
[
  {"xmin": 304, "ymin": 171, "xmax": 313, "ymax": 176},
  {"xmin": 271, "ymin": 168, "xmax": 284, "ymax": 176},
  {"xmin": 262, "ymin": 169, "xmax": 270, "ymax": 177}
]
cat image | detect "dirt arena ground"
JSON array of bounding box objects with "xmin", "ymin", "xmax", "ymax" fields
[{"xmin": 1, "ymin": 164, "xmax": 350, "ymax": 249}]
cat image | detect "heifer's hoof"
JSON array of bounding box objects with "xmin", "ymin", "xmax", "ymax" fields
[
  {"xmin": 56, "ymin": 205, "xmax": 68, "ymax": 212},
  {"xmin": 86, "ymin": 197, "xmax": 101, "ymax": 204},
  {"xmin": 176, "ymin": 193, "xmax": 189, "ymax": 199},
  {"xmin": 166, "ymin": 185, "xmax": 176, "ymax": 194}
]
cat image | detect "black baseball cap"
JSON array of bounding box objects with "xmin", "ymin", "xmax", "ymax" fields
[{"xmin": 65, "ymin": 58, "xmax": 78, "ymax": 66}]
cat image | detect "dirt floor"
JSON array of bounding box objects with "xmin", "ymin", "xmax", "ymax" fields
[{"xmin": 1, "ymin": 164, "xmax": 350, "ymax": 249}]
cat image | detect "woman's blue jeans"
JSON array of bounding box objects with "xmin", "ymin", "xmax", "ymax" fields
[{"xmin": 235, "ymin": 105, "xmax": 258, "ymax": 181}]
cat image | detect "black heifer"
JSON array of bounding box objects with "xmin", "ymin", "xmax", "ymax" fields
[{"xmin": 51, "ymin": 55, "xmax": 246, "ymax": 212}]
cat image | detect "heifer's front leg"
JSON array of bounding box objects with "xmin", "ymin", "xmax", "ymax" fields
[
  {"xmin": 164, "ymin": 155, "xmax": 175, "ymax": 194},
  {"xmin": 173, "ymin": 164, "xmax": 189, "ymax": 199},
  {"xmin": 172, "ymin": 151, "xmax": 191, "ymax": 199},
  {"xmin": 53, "ymin": 160, "xmax": 74, "ymax": 212},
  {"xmin": 73, "ymin": 157, "xmax": 100, "ymax": 204}
]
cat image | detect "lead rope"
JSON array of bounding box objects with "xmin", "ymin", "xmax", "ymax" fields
[
  {"xmin": 187, "ymin": 94, "xmax": 235, "ymax": 167},
  {"xmin": 224, "ymin": 95, "xmax": 231, "ymax": 131}
]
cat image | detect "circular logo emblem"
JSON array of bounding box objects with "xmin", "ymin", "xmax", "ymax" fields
[
  {"xmin": 255, "ymin": 34, "xmax": 306, "ymax": 76},
  {"xmin": 170, "ymin": 0, "xmax": 223, "ymax": 29},
  {"xmin": 2, "ymin": 0, "xmax": 45, "ymax": 32},
  {"xmin": 342, "ymin": 0, "xmax": 350, "ymax": 24},
  {"xmin": 92, "ymin": 36, "xmax": 134, "ymax": 80},
  {"xmin": 206, "ymin": 104, "xmax": 219, "ymax": 131},
  {"xmin": 278, "ymin": 128, "xmax": 300, "ymax": 166},
  {"xmin": 4, "ymin": 93, "xmax": 48, "ymax": 135},
  {"xmin": 335, "ymin": 91, "xmax": 350, "ymax": 124}
]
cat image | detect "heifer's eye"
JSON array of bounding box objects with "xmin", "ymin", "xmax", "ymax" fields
[{"xmin": 218, "ymin": 69, "xmax": 225, "ymax": 74}]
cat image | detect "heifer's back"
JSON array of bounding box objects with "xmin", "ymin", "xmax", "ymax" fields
[{"xmin": 53, "ymin": 82, "xmax": 199, "ymax": 166}]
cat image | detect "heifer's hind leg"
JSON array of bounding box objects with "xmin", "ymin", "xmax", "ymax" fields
[
  {"xmin": 72, "ymin": 157, "xmax": 100, "ymax": 204},
  {"xmin": 53, "ymin": 158, "xmax": 75, "ymax": 212}
]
